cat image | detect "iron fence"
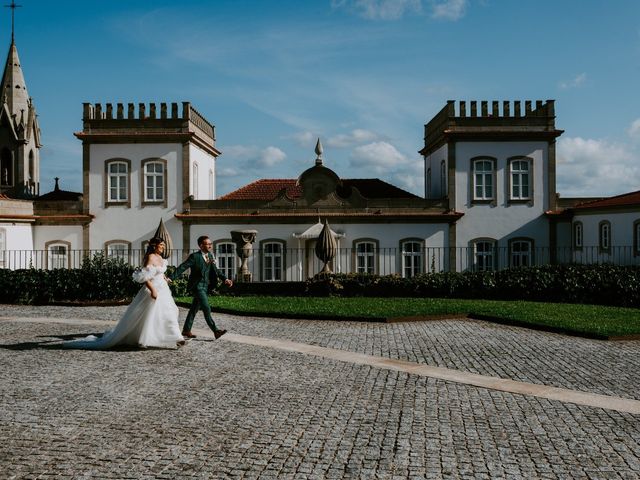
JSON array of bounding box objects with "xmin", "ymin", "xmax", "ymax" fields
[{"xmin": 1, "ymin": 246, "xmax": 638, "ymax": 281}]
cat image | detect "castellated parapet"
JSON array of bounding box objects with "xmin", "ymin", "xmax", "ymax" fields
[
  {"xmin": 77, "ymin": 102, "xmax": 217, "ymax": 153},
  {"xmin": 421, "ymin": 99, "xmax": 563, "ymax": 155}
]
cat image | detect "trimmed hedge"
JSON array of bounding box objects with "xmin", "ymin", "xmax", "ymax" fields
[
  {"xmin": 304, "ymin": 264, "xmax": 640, "ymax": 307},
  {"xmin": 0, "ymin": 253, "xmax": 190, "ymax": 304},
  {"xmin": 0, "ymin": 261, "xmax": 638, "ymax": 308}
]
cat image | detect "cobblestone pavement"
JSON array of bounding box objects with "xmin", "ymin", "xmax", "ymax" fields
[{"xmin": 1, "ymin": 305, "xmax": 639, "ymax": 479}]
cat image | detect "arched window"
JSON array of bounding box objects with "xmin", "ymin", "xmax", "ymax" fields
[
  {"xmin": 0, "ymin": 228, "xmax": 6, "ymax": 268},
  {"xmin": 28, "ymin": 150, "xmax": 35, "ymax": 183},
  {"xmin": 105, "ymin": 159, "xmax": 130, "ymax": 205},
  {"xmin": 471, "ymin": 238, "xmax": 496, "ymax": 272},
  {"xmin": 105, "ymin": 240, "xmax": 131, "ymax": 261},
  {"xmin": 634, "ymin": 219, "xmax": 640, "ymax": 257},
  {"xmin": 400, "ymin": 239, "xmax": 423, "ymax": 278},
  {"xmin": 353, "ymin": 239, "xmax": 378, "ymax": 274},
  {"xmin": 215, "ymin": 241, "xmax": 236, "ymax": 280},
  {"xmin": 599, "ymin": 221, "xmax": 611, "ymax": 252},
  {"xmin": 471, "ymin": 157, "xmax": 496, "ymax": 202},
  {"xmin": 508, "ymin": 157, "xmax": 533, "ymax": 202},
  {"xmin": 573, "ymin": 222, "xmax": 583, "ymax": 249},
  {"xmin": 440, "ymin": 160, "xmax": 446, "ymax": 197},
  {"xmin": 141, "ymin": 158, "xmax": 167, "ymax": 206},
  {"xmin": 1, "ymin": 148, "xmax": 13, "ymax": 187},
  {"xmin": 509, "ymin": 238, "xmax": 534, "ymax": 267},
  {"xmin": 260, "ymin": 240, "xmax": 285, "ymax": 281},
  {"xmin": 45, "ymin": 240, "xmax": 71, "ymax": 270},
  {"xmin": 209, "ymin": 169, "xmax": 215, "ymax": 199},
  {"xmin": 426, "ymin": 168, "xmax": 432, "ymax": 198},
  {"xmin": 192, "ymin": 163, "xmax": 199, "ymax": 199}
]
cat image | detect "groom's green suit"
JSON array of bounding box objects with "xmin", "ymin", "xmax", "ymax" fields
[{"xmin": 171, "ymin": 251, "xmax": 228, "ymax": 333}]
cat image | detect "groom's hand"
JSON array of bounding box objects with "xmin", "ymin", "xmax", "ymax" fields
[{"xmin": 224, "ymin": 279, "xmax": 233, "ymax": 288}]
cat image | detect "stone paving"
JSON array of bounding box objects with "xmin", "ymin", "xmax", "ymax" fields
[{"xmin": 0, "ymin": 305, "xmax": 639, "ymax": 479}]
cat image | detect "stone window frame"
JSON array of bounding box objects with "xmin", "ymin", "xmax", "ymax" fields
[
  {"xmin": 469, "ymin": 237, "xmax": 497, "ymax": 272},
  {"xmin": 104, "ymin": 239, "xmax": 132, "ymax": 262},
  {"xmin": 192, "ymin": 162, "xmax": 199, "ymax": 199},
  {"xmin": 470, "ymin": 156, "xmax": 497, "ymax": 205},
  {"xmin": 634, "ymin": 219, "xmax": 640, "ymax": 257},
  {"xmin": 45, "ymin": 240, "xmax": 72, "ymax": 270},
  {"xmin": 599, "ymin": 220, "xmax": 611, "ymax": 253},
  {"xmin": 213, "ymin": 239, "xmax": 236, "ymax": 281},
  {"xmin": 209, "ymin": 169, "xmax": 215, "ymax": 199},
  {"xmin": 508, "ymin": 237, "xmax": 535, "ymax": 268},
  {"xmin": 426, "ymin": 167, "xmax": 432, "ymax": 198},
  {"xmin": 104, "ymin": 158, "xmax": 132, "ymax": 208},
  {"xmin": 141, "ymin": 158, "xmax": 168, "ymax": 208},
  {"xmin": 506, "ymin": 156, "xmax": 534, "ymax": 205},
  {"xmin": 440, "ymin": 159, "xmax": 447, "ymax": 198},
  {"xmin": 1, "ymin": 147, "xmax": 14, "ymax": 187},
  {"xmin": 399, "ymin": 237, "xmax": 424, "ymax": 278},
  {"xmin": 352, "ymin": 238, "xmax": 379, "ymax": 275},
  {"xmin": 0, "ymin": 227, "xmax": 6, "ymax": 268},
  {"xmin": 572, "ymin": 221, "xmax": 584, "ymax": 251},
  {"xmin": 259, "ymin": 239, "xmax": 286, "ymax": 282}
]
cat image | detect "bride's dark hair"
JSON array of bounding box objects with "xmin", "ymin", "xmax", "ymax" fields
[{"xmin": 143, "ymin": 237, "xmax": 165, "ymax": 265}]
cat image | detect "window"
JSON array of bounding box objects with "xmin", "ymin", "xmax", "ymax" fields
[
  {"xmin": 573, "ymin": 222, "xmax": 583, "ymax": 249},
  {"xmin": 28, "ymin": 150, "xmax": 35, "ymax": 183},
  {"xmin": 354, "ymin": 240, "xmax": 377, "ymax": 274},
  {"xmin": 215, "ymin": 241, "xmax": 236, "ymax": 280},
  {"xmin": 634, "ymin": 220, "xmax": 640, "ymax": 256},
  {"xmin": 509, "ymin": 158, "xmax": 531, "ymax": 200},
  {"xmin": 209, "ymin": 169, "xmax": 215, "ymax": 199},
  {"xmin": 472, "ymin": 158, "xmax": 495, "ymax": 201},
  {"xmin": 262, "ymin": 241, "xmax": 284, "ymax": 281},
  {"xmin": 142, "ymin": 159, "xmax": 166, "ymax": 204},
  {"xmin": 599, "ymin": 221, "xmax": 611, "ymax": 252},
  {"xmin": 509, "ymin": 238, "xmax": 533, "ymax": 267},
  {"xmin": 107, "ymin": 161, "xmax": 129, "ymax": 203},
  {"xmin": 105, "ymin": 241, "xmax": 131, "ymax": 261},
  {"xmin": 192, "ymin": 163, "xmax": 199, "ymax": 199},
  {"xmin": 440, "ymin": 160, "xmax": 446, "ymax": 197},
  {"xmin": 426, "ymin": 168, "xmax": 432, "ymax": 198},
  {"xmin": 1, "ymin": 148, "xmax": 13, "ymax": 187},
  {"xmin": 0, "ymin": 228, "xmax": 5, "ymax": 268},
  {"xmin": 401, "ymin": 239, "xmax": 422, "ymax": 278},
  {"xmin": 46, "ymin": 241, "xmax": 71, "ymax": 270},
  {"xmin": 471, "ymin": 239, "xmax": 496, "ymax": 272}
]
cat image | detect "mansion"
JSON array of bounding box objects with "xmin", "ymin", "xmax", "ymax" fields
[{"xmin": 0, "ymin": 38, "xmax": 638, "ymax": 280}]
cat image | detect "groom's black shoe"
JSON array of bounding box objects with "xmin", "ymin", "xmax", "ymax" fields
[
  {"xmin": 214, "ymin": 329, "xmax": 227, "ymax": 339},
  {"xmin": 182, "ymin": 331, "xmax": 197, "ymax": 339}
]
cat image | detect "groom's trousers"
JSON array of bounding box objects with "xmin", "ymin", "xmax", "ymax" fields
[{"xmin": 183, "ymin": 288, "xmax": 219, "ymax": 333}]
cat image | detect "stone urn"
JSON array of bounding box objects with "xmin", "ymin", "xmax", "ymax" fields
[
  {"xmin": 315, "ymin": 219, "xmax": 337, "ymax": 275},
  {"xmin": 230, "ymin": 230, "xmax": 257, "ymax": 282}
]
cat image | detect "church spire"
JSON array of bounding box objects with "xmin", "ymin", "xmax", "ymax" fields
[{"xmin": 0, "ymin": 37, "xmax": 29, "ymax": 121}]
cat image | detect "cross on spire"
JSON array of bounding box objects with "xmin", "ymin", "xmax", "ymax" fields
[{"xmin": 4, "ymin": 1, "xmax": 21, "ymax": 42}]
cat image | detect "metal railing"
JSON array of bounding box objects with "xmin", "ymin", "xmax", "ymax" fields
[{"xmin": 1, "ymin": 246, "xmax": 638, "ymax": 280}]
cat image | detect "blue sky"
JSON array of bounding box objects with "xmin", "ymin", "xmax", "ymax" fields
[{"xmin": 9, "ymin": 0, "xmax": 640, "ymax": 198}]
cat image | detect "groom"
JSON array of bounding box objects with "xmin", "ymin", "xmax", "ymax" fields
[{"xmin": 171, "ymin": 235, "xmax": 233, "ymax": 339}]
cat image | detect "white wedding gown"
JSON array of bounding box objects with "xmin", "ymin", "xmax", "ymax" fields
[{"xmin": 63, "ymin": 259, "xmax": 184, "ymax": 349}]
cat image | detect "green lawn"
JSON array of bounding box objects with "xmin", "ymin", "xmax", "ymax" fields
[{"xmin": 175, "ymin": 296, "xmax": 640, "ymax": 338}]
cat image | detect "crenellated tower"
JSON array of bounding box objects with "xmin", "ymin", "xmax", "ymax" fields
[{"xmin": 0, "ymin": 39, "xmax": 41, "ymax": 197}]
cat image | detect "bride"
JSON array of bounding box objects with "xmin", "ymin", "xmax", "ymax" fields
[{"xmin": 63, "ymin": 237, "xmax": 185, "ymax": 349}]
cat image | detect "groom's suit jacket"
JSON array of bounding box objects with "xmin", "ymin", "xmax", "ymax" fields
[{"xmin": 172, "ymin": 251, "xmax": 228, "ymax": 293}]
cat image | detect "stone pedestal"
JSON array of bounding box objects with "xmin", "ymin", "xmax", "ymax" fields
[{"xmin": 231, "ymin": 230, "xmax": 257, "ymax": 282}]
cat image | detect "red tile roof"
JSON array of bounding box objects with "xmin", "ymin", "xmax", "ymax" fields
[
  {"xmin": 572, "ymin": 190, "xmax": 640, "ymax": 210},
  {"xmin": 219, "ymin": 178, "xmax": 421, "ymax": 201}
]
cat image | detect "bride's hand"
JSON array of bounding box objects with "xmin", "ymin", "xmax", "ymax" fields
[{"xmin": 150, "ymin": 288, "xmax": 158, "ymax": 299}]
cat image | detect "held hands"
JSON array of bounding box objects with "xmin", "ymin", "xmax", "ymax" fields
[{"xmin": 224, "ymin": 279, "xmax": 233, "ymax": 288}]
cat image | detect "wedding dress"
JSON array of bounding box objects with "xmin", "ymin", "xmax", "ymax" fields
[{"xmin": 63, "ymin": 259, "xmax": 184, "ymax": 349}]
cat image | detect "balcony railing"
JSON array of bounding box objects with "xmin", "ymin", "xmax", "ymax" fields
[{"xmin": 0, "ymin": 246, "xmax": 638, "ymax": 280}]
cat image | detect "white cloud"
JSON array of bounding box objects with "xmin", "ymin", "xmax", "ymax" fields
[
  {"xmin": 350, "ymin": 141, "xmax": 409, "ymax": 173},
  {"xmin": 430, "ymin": 0, "xmax": 467, "ymax": 21},
  {"xmin": 628, "ymin": 119, "xmax": 640, "ymax": 141},
  {"xmin": 557, "ymin": 137, "xmax": 640, "ymax": 197},
  {"xmin": 327, "ymin": 129, "xmax": 379, "ymax": 148},
  {"xmin": 217, "ymin": 167, "xmax": 240, "ymax": 177},
  {"xmin": 220, "ymin": 144, "xmax": 286, "ymax": 168},
  {"xmin": 333, "ymin": 0, "xmax": 422, "ymax": 20},
  {"xmin": 289, "ymin": 131, "xmax": 317, "ymax": 148},
  {"xmin": 257, "ymin": 146, "xmax": 287, "ymax": 167},
  {"xmin": 559, "ymin": 72, "xmax": 587, "ymax": 90}
]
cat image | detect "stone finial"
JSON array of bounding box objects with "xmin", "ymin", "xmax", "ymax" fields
[
  {"xmin": 54, "ymin": 177, "xmax": 60, "ymax": 191},
  {"xmin": 315, "ymin": 138, "xmax": 323, "ymax": 166}
]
